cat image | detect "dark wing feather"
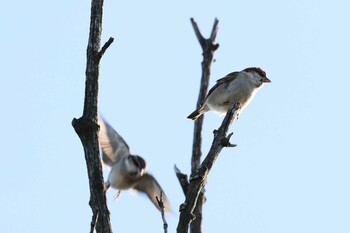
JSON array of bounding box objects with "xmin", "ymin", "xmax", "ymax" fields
[{"xmin": 98, "ymin": 115, "xmax": 130, "ymax": 166}]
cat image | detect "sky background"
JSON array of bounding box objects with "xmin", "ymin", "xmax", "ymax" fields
[{"xmin": 1, "ymin": 0, "xmax": 350, "ymax": 232}]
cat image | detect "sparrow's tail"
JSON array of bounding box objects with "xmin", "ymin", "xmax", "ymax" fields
[{"xmin": 187, "ymin": 106, "xmax": 208, "ymax": 120}]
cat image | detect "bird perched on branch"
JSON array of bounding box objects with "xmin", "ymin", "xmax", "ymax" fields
[
  {"xmin": 98, "ymin": 116, "xmax": 171, "ymax": 212},
  {"xmin": 187, "ymin": 67, "xmax": 271, "ymax": 120}
]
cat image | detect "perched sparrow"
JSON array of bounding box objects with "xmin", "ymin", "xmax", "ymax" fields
[
  {"xmin": 187, "ymin": 67, "xmax": 271, "ymax": 120},
  {"xmin": 98, "ymin": 116, "xmax": 171, "ymax": 212}
]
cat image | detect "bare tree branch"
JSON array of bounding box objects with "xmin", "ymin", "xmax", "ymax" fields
[
  {"xmin": 72, "ymin": 0, "xmax": 113, "ymax": 232},
  {"xmin": 177, "ymin": 103, "xmax": 240, "ymax": 233},
  {"xmin": 98, "ymin": 37, "xmax": 115, "ymax": 60},
  {"xmin": 209, "ymin": 19, "xmax": 219, "ymax": 44},
  {"xmin": 190, "ymin": 18, "xmax": 206, "ymax": 48}
]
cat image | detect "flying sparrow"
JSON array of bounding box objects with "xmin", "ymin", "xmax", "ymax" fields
[
  {"xmin": 98, "ymin": 116, "xmax": 171, "ymax": 212},
  {"xmin": 187, "ymin": 67, "xmax": 271, "ymax": 120}
]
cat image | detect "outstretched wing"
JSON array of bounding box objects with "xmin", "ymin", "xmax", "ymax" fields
[
  {"xmin": 133, "ymin": 174, "xmax": 172, "ymax": 212},
  {"xmin": 98, "ymin": 115, "xmax": 130, "ymax": 167}
]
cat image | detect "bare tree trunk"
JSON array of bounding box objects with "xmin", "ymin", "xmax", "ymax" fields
[{"xmin": 72, "ymin": 0, "xmax": 114, "ymax": 232}]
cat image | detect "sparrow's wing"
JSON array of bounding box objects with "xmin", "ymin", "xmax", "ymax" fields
[
  {"xmin": 98, "ymin": 116, "xmax": 130, "ymax": 166},
  {"xmin": 206, "ymin": 71, "xmax": 240, "ymax": 98},
  {"xmin": 133, "ymin": 174, "xmax": 172, "ymax": 212}
]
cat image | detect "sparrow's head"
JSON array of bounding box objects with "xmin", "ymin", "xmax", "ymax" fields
[
  {"xmin": 243, "ymin": 67, "xmax": 271, "ymax": 87},
  {"xmin": 126, "ymin": 155, "xmax": 147, "ymax": 178}
]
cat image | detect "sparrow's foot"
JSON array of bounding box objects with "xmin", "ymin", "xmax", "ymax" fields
[{"xmin": 114, "ymin": 190, "xmax": 121, "ymax": 200}]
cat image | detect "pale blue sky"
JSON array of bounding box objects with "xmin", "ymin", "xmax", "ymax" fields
[{"xmin": 1, "ymin": 0, "xmax": 350, "ymax": 232}]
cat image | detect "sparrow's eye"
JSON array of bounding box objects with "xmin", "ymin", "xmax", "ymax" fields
[{"xmin": 260, "ymin": 78, "xmax": 264, "ymax": 82}]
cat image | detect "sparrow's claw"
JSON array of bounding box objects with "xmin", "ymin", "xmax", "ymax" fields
[{"xmin": 114, "ymin": 190, "xmax": 121, "ymax": 200}]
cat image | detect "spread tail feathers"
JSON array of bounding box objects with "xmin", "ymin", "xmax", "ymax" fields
[{"xmin": 187, "ymin": 106, "xmax": 208, "ymax": 120}]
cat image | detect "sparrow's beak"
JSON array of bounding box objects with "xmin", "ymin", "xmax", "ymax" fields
[{"xmin": 263, "ymin": 77, "xmax": 271, "ymax": 83}]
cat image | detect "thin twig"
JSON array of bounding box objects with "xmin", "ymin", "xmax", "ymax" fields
[
  {"xmin": 97, "ymin": 37, "xmax": 115, "ymax": 60},
  {"xmin": 190, "ymin": 18, "xmax": 205, "ymax": 48},
  {"xmin": 209, "ymin": 18, "xmax": 219, "ymax": 41},
  {"xmin": 156, "ymin": 191, "xmax": 168, "ymax": 233}
]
